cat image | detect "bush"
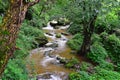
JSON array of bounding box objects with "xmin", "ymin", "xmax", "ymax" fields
[
  {"xmin": 67, "ymin": 23, "xmax": 83, "ymax": 34},
  {"xmin": 99, "ymin": 61, "xmax": 114, "ymax": 71},
  {"xmin": 69, "ymin": 72, "xmax": 81, "ymax": 80},
  {"xmin": 67, "ymin": 33, "xmax": 83, "ymax": 50},
  {"xmin": 65, "ymin": 58, "xmax": 79, "ymax": 68},
  {"xmin": 95, "ymin": 11, "xmax": 120, "ymax": 34},
  {"xmin": 80, "ymin": 62, "xmax": 92, "ymax": 71},
  {"xmin": 102, "ymin": 34, "xmax": 120, "ymax": 71},
  {"xmin": 2, "ymin": 59, "xmax": 28, "ymax": 80},
  {"xmin": 87, "ymin": 42, "xmax": 108, "ymax": 64},
  {"xmin": 89, "ymin": 67, "xmax": 120, "ymax": 80},
  {"xmin": 2, "ymin": 20, "xmax": 45, "ymax": 79},
  {"xmin": 69, "ymin": 71, "xmax": 90, "ymax": 80}
]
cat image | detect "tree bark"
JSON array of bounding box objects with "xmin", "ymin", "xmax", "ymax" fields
[
  {"xmin": 0, "ymin": 0, "xmax": 40, "ymax": 76},
  {"xmin": 78, "ymin": 15, "xmax": 97, "ymax": 56}
]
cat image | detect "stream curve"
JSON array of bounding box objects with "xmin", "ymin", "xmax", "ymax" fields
[{"xmin": 26, "ymin": 23, "xmax": 78, "ymax": 80}]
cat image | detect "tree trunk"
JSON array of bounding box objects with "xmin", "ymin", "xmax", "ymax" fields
[
  {"xmin": 78, "ymin": 16, "xmax": 97, "ymax": 56},
  {"xmin": 0, "ymin": 0, "xmax": 40, "ymax": 76}
]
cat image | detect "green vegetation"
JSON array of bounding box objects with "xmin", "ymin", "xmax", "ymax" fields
[
  {"xmin": 0, "ymin": 0, "xmax": 120, "ymax": 80},
  {"xmin": 56, "ymin": 33, "xmax": 61, "ymax": 38},
  {"xmin": 67, "ymin": 33, "xmax": 83, "ymax": 50}
]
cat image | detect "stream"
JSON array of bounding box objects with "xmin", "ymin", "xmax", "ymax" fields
[{"xmin": 26, "ymin": 23, "xmax": 79, "ymax": 80}]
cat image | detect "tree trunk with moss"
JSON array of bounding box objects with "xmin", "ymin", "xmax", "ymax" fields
[
  {"xmin": 0, "ymin": 0, "xmax": 40, "ymax": 76},
  {"xmin": 78, "ymin": 15, "xmax": 97, "ymax": 56}
]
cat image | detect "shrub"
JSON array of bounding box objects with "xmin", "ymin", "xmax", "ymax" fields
[
  {"xmin": 2, "ymin": 20, "xmax": 45, "ymax": 79},
  {"xmin": 67, "ymin": 33, "xmax": 83, "ymax": 50},
  {"xmin": 69, "ymin": 71, "xmax": 90, "ymax": 80},
  {"xmin": 95, "ymin": 11, "xmax": 120, "ymax": 34},
  {"xmin": 89, "ymin": 67, "xmax": 120, "ymax": 80},
  {"xmin": 2, "ymin": 59, "xmax": 28, "ymax": 80},
  {"xmin": 67, "ymin": 23, "xmax": 83, "ymax": 34},
  {"xmin": 65, "ymin": 58, "xmax": 79, "ymax": 68},
  {"xmin": 80, "ymin": 62, "xmax": 92, "ymax": 71},
  {"xmin": 69, "ymin": 72, "xmax": 81, "ymax": 80},
  {"xmin": 87, "ymin": 42, "xmax": 108, "ymax": 64},
  {"xmin": 102, "ymin": 34, "xmax": 120, "ymax": 71},
  {"xmin": 99, "ymin": 61, "xmax": 114, "ymax": 71}
]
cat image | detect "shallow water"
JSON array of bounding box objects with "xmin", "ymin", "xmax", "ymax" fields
[{"xmin": 26, "ymin": 23, "xmax": 79, "ymax": 79}]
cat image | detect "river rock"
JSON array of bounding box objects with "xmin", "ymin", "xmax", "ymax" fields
[
  {"xmin": 45, "ymin": 42, "xmax": 58, "ymax": 48},
  {"xmin": 33, "ymin": 36, "xmax": 48, "ymax": 47},
  {"xmin": 50, "ymin": 20, "xmax": 58, "ymax": 27},
  {"xmin": 46, "ymin": 32, "xmax": 54, "ymax": 36},
  {"xmin": 61, "ymin": 32, "xmax": 70, "ymax": 36},
  {"xmin": 56, "ymin": 55, "xmax": 67, "ymax": 64},
  {"xmin": 44, "ymin": 50, "xmax": 52, "ymax": 57},
  {"xmin": 36, "ymin": 72, "xmax": 62, "ymax": 80}
]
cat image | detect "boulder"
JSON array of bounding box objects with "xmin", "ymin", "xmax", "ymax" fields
[
  {"xmin": 50, "ymin": 20, "xmax": 58, "ymax": 27},
  {"xmin": 56, "ymin": 55, "xmax": 68, "ymax": 64},
  {"xmin": 50, "ymin": 18, "xmax": 70, "ymax": 29},
  {"xmin": 34, "ymin": 36, "xmax": 48, "ymax": 47},
  {"xmin": 45, "ymin": 42, "xmax": 58, "ymax": 48}
]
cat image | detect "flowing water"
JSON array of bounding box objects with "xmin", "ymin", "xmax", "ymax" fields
[{"xmin": 26, "ymin": 23, "xmax": 79, "ymax": 80}]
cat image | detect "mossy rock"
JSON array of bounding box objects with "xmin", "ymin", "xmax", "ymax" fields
[
  {"xmin": 58, "ymin": 18, "xmax": 70, "ymax": 26},
  {"xmin": 56, "ymin": 33, "xmax": 61, "ymax": 38},
  {"xmin": 34, "ymin": 36, "xmax": 48, "ymax": 47}
]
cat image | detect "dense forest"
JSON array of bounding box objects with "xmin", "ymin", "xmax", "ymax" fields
[{"xmin": 0, "ymin": 0, "xmax": 120, "ymax": 80}]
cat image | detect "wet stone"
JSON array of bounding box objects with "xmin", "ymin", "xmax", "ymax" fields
[
  {"xmin": 45, "ymin": 42, "xmax": 58, "ymax": 48},
  {"xmin": 46, "ymin": 32, "xmax": 54, "ymax": 36},
  {"xmin": 36, "ymin": 72, "xmax": 62, "ymax": 80}
]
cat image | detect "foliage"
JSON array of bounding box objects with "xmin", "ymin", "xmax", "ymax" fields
[
  {"xmin": 87, "ymin": 42, "xmax": 108, "ymax": 64},
  {"xmin": 65, "ymin": 58, "xmax": 79, "ymax": 68},
  {"xmin": 2, "ymin": 59, "xmax": 28, "ymax": 80},
  {"xmin": 67, "ymin": 33, "xmax": 83, "ymax": 50},
  {"xmin": 69, "ymin": 71, "xmax": 90, "ymax": 80},
  {"xmin": 2, "ymin": 19, "xmax": 45, "ymax": 79},
  {"xmin": 67, "ymin": 23, "xmax": 83, "ymax": 34},
  {"xmin": 80, "ymin": 62, "xmax": 92, "ymax": 71},
  {"xmin": 14, "ymin": 21, "xmax": 45, "ymax": 58},
  {"xmin": 102, "ymin": 34, "xmax": 120, "ymax": 71},
  {"xmin": 95, "ymin": 10, "xmax": 120, "ymax": 33},
  {"xmin": 89, "ymin": 67, "xmax": 120, "ymax": 80},
  {"xmin": 98, "ymin": 61, "xmax": 114, "ymax": 71},
  {"xmin": 69, "ymin": 67, "xmax": 120, "ymax": 80},
  {"xmin": 69, "ymin": 72, "xmax": 81, "ymax": 80}
]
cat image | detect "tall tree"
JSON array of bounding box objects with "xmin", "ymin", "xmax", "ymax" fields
[
  {"xmin": 64, "ymin": 0, "xmax": 119, "ymax": 56},
  {"xmin": 78, "ymin": 0, "xmax": 100, "ymax": 56},
  {"xmin": 0, "ymin": 0, "xmax": 40, "ymax": 76}
]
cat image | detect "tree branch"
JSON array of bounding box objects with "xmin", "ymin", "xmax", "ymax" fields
[{"xmin": 28, "ymin": 0, "xmax": 40, "ymax": 7}]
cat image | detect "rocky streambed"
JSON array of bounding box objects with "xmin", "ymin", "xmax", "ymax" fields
[{"xmin": 26, "ymin": 22, "xmax": 79, "ymax": 80}]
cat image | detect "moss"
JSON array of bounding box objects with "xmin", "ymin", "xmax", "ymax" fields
[{"xmin": 56, "ymin": 33, "xmax": 61, "ymax": 38}]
